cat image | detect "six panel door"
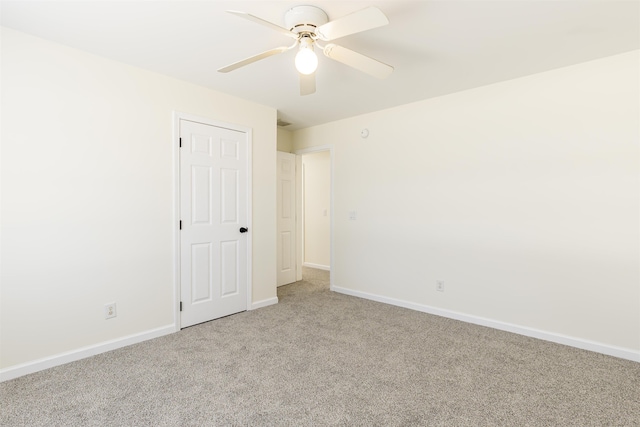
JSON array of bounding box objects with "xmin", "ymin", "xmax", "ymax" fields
[
  {"xmin": 180, "ymin": 119, "xmax": 248, "ymax": 328},
  {"xmin": 277, "ymin": 151, "xmax": 297, "ymax": 286}
]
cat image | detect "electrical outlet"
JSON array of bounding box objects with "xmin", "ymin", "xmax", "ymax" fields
[
  {"xmin": 436, "ymin": 281, "xmax": 445, "ymax": 292},
  {"xmin": 104, "ymin": 303, "xmax": 117, "ymax": 319}
]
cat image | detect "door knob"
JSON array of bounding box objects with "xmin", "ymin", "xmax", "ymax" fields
[{"xmin": 239, "ymin": 227, "xmax": 248, "ymax": 233}]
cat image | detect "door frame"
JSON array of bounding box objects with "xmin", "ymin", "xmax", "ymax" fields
[
  {"xmin": 173, "ymin": 111, "xmax": 253, "ymax": 331},
  {"xmin": 294, "ymin": 145, "xmax": 334, "ymax": 290}
]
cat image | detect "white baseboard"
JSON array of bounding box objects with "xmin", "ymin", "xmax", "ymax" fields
[
  {"xmin": 332, "ymin": 285, "xmax": 640, "ymax": 363},
  {"xmin": 251, "ymin": 296, "xmax": 278, "ymax": 310},
  {"xmin": 0, "ymin": 324, "xmax": 176, "ymax": 383},
  {"xmin": 303, "ymin": 262, "xmax": 330, "ymax": 271}
]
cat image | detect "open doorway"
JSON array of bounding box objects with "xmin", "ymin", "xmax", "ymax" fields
[
  {"xmin": 294, "ymin": 145, "xmax": 333, "ymax": 289},
  {"xmin": 301, "ymin": 151, "xmax": 331, "ymax": 271},
  {"xmin": 276, "ymin": 145, "xmax": 333, "ymax": 289}
]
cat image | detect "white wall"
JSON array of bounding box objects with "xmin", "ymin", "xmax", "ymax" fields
[
  {"xmin": 0, "ymin": 27, "xmax": 277, "ymax": 372},
  {"xmin": 292, "ymin": 51, "xmax": 640, "ymax": 358},
  {"xmin": 302, "ymin": 152, "xmax": 331, "ymax": 269}
]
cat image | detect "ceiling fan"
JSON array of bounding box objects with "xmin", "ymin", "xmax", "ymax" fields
[{"xmin": 218, "ymin": 5, "xmax": 394, "ymax": 96}]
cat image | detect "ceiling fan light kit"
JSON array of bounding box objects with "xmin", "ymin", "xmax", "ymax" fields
[
  {"xmin": 295, "ymin": 35, "xmax": 318, "ymax": 75},
  {"xmin": 218, "ymin": 5, "xmax": 394, "ymax": 95}
]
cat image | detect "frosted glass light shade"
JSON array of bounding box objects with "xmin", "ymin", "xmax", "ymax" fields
[{"xmin": 295, "ymin": 49, "xmax": 318, "ymax": 75}]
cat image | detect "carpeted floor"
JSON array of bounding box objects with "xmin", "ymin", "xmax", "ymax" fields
[{"xmin": 1, "ymin": 267, "xmax": 639, "ymax": 426}]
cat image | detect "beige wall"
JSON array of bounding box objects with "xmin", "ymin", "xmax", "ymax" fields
[
  {"xmin": 302, "ymin": 151, "xmax": 331, "ymax": 268},
  {"xmin": 277, "ymin": 129, "xmax": 293, "ymax": 152},
  {"xmin": 0, "ymin": 28, "xmax": 277, "ymax": 370},
  {"xmin": 292, "ymin": 51, "xmax": 640, "ymax": 356}
]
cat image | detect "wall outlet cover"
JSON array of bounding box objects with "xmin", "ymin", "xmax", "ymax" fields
[{"xmin": 105, "ymin": 303, "xmax": 117, "ymax": 319}]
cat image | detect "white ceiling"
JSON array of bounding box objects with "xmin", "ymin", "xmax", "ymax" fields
[{"xmin": 2, "ymin": 1, "xmax": 638, "ymax": 130}]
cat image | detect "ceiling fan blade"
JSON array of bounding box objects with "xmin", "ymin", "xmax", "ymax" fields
[
  {"xmin": 323, "ymin": 44, "xmax": 393, "ymax": 79},
  {"xmin": 316, "ymin": 6, "xmax": 389, "ymax": 41},
  {"xmin": 227, "ymin": 10, "xmax": 297, "ymax": 39},
  {"xmin": 218, "ymin": 47, "xmax": 289, "ymax": 73},
  {"xmin": 300, "ymin": 72, "xmax": 316, "ymax": 96}
]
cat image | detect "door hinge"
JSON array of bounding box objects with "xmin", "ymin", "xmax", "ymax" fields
[
  {"xmin": 179, "ymin": 137, "xmax": 182, "ymax": 148},
  {"xmin": 179, "ymin": 220, "xmax": 182, "ymax": 230},
  {"xmin": 180, "ymin": 301, "xmax": 183, "ymax": 312}
]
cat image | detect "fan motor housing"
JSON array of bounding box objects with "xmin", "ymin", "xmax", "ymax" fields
[{"xmin": 285, "ymin": 5, "xmax": 329, "ymax": 34}]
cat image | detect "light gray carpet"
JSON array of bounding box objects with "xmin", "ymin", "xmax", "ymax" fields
[{"xmin": 1, "ymin": 267, "xmax": 639, "ymax": 426}]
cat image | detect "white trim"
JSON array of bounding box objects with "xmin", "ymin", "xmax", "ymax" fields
[
  {"xmin": 250, "ymin": 297, "xmax": 279, "ymax": 310},
  {"xmin": 245, "ymin": 128, "xmax": 254, "ymax": 312},
  {"xmin": 172, "ymin": 112, "xmax": 181, "ymax": 331},
  {"xmin": 301, "ymin": 161, "xmax": 306, "ymax": 275},
  {"xmin": 173, "ymin": 111, "xmax": 253, "ymax": 329},
  {"xmin": 332, "ymin": 285, "xmax": 640, "ymax": 363},
  {"xmin": 295, "ymin": 155, "xmax": 303, "ymax": 282},
  {"xmin": 0, "ymin": 325, "xmax": 175, "ymax": 382},
  {"xmin": 294, "ymin": 145, "xmax": 335, "ymax": 292},
  {"xmin": 303, "ymin": 262, "xmax": 330, "ymax": 271}
]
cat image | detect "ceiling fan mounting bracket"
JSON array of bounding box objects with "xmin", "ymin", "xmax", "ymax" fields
[{"xmin": 285, "ymin": 5, "xmax": 329, "ymax": 35}]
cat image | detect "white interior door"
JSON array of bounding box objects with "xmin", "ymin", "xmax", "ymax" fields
[
  {"xmin": 277, "ymin": 151, "xmax": 296, "ymax": 286},
  {"xmin": 180, "ymin": 119, "xmax": 249, "ymax": 328}
]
